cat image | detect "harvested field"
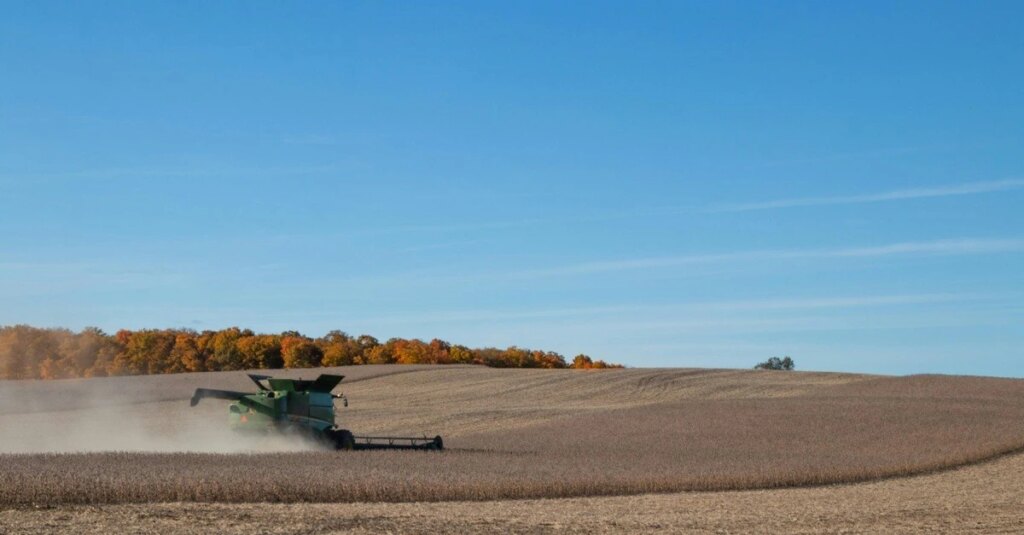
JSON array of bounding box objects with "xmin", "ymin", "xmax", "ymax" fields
[
  {"xmin": 1, "ymin": 366, "xmax": 1024, "ymax": 507},
  {"xmin": 6, "ymin": 448, "xmax": 1022, "ymax": 534}
]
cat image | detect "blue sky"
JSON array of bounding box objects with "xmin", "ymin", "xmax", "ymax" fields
[{"xmin": 1, "ymin": 1, "xmax": 1022, "ymax": 376}]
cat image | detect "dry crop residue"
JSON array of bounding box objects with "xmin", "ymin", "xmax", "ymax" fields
[
  {"xmin": 5, "ymin": 450, "xmax": 1023, "ymax": 534},
  {"xmin": 1, "ymin": 366, "xmax": 1022, "ymax": 505}
]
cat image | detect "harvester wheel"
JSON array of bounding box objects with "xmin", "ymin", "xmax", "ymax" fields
[{"xmin": 333, "ymin": 429, "xmax": 356, "ymax": 450}]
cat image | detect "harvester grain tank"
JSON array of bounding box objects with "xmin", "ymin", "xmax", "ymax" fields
[{"xmin": 190, "ymin": 373, "xmax": 443, "ymax": 450}]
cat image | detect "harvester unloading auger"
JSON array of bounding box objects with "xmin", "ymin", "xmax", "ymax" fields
[{"xmin": 190, "ymin": 373, "xmax": 443, "ymax": 451}]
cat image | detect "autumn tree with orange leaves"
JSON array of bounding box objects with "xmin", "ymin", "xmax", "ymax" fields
[{"xmin": 0, "ymin": 325, "xmax": 622, "ymax": 380}]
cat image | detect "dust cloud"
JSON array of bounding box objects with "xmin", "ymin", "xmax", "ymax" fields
[{"xmin": 0, "ymin": 376, "xmax": 321, "ymax": 454}]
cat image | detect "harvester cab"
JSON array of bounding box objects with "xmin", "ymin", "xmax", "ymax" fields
[{"xmin": 190, "ymin": 373, "xmax": 443, "ymax": 451}]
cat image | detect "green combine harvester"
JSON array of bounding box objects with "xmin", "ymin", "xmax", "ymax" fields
[{"xmin": 190, "ymin": 373, "xmax": 443, "ymax": 451}]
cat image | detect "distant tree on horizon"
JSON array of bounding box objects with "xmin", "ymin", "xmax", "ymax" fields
[{"xmin": 754, "ymin": 356, "xmax": 795, "ymax": 371}]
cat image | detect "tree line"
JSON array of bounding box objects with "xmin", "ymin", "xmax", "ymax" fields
[{"xmin": 0, "ymin": 325, "xmax": 622, "ymax": 380}]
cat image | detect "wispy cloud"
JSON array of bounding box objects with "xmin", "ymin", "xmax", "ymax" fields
[
  {"xmin": 749, "ymin": 145, "xmax": 933, "ymax": 169},
  {"xmin": 822, "ymin": 238, "xmax": 1024, "ymax": 257},
  {"xmin": 514, "ymin": 238, "xmax": 1024, "ymax": 278},
  {"xmin": 394, "ymin": 239, "xmax": 490, "ymax": 253},
  {"xmin": 352, "ymin": 178, "xmax": 1024, "ymax": 231},
  {"xmin": 708, "ymin": 178, "xmax": 1024, "ymax": 213},
  {"xmin": 0, "ymin": 163, "xmax": 352, "ymax": 184},
  {"xmin": 281, "ymin": 134, "xmax": 344, "ymax": 146},
  {"xmin": 0, "ymin": 259, "xmax": 198, "ymax": 296},
  {"xmin": 348, "ymin": 292, "xmax": 986, "ymax": 325},
  {"xmin": 270, "ymin": 237, "xmax": 1024, "ymax": 291}
]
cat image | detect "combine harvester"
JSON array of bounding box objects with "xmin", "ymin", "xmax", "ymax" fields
[{"xmin": 190, "ymin": 373, "xmax": 443, "ymax": 451}]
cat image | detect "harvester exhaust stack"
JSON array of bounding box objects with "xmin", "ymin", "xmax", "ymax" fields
[{"xmin": 189, "ymin": 373, "xmax": 443, "ymax": 451}]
